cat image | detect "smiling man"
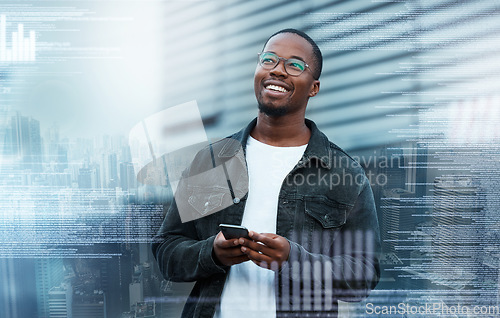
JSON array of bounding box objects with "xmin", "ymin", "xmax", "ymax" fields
[{"xmin": 153, "ymin": 29, "xmax": 381, "ymax": 318}]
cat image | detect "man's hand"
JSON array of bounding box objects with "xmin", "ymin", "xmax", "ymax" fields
[
  {"xmin": 239, "ymin": 231, "xmax": 290, "ymax": 271},
  {"xmin": 212, "ymin": 231, "xmax": 250, "ymax": 266}
]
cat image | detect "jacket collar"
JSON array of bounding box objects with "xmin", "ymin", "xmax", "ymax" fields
[{"xmin": 218, "ymin": 118, "xmax": 334, "ymax": 170}]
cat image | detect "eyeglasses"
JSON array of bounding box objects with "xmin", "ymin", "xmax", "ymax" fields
[{"xmin": 257, "ymin": 52, "xmax": 310, "ymax": 77}]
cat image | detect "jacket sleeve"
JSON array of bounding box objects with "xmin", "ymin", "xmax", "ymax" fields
[
  {"xmin": 280, "ymin": 175, "xmax": 381, "ymax": 303},
  {"xmin": 151, "ymin": 179, "xmax": 229, "ymax": 283}
]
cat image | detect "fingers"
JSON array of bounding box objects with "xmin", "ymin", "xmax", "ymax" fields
[
  {"xmin": 214, "ymin": 231, "xmax": 290, "ymax": 268},
  {"xmin": 239, "ymin": 238, "xmax": 272, "ymax": 255},
  {"xmin": 213, "ymin": 232, "xmax": 249, "ymax": 266},
  {"xmin": 214, "ymin": 231, "xmax": 240, "ymax": 248},
  {"xmin": 240, "ymin": 243, "xmax": 287, "ymax": 264},
  {"xmin": 213, "ymin": 249, "xmax": 247, "ymax": 266},
  {"xmin": 243, "ymin": 247, "xmax": 280, "ymax": 270},
  {"xmin": 239, "ymin": 233, "xmax": 290, "ymax": 270},
  {"xmin": 240, "ymin": 232, "xmax": 289, "ymax": 255},
  {"xmin": 241, "ymin": 245, "xmax": 273, "ymax": 267},
  {"xmin": 248, "ymin": 231, "xmax": 277, "ymax": 246}
]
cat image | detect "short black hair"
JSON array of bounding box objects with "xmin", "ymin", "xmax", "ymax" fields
[{"xmin": 262, "ymin": 28, "xmax": 322, "ymax": 80}]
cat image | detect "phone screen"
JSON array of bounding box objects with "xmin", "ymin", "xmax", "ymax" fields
[{"xmin": 219, "ymin": 224, "xmax": 250, "ymax": 240}]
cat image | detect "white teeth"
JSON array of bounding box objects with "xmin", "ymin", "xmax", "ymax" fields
[{"xmin": 266, "ymin": 84, "xmax": 288, "ymax": 93}]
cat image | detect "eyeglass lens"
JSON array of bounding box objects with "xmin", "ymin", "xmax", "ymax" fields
[{"xmin": 259, "ymin": 52, "xmax": 306, "ymax": 76}]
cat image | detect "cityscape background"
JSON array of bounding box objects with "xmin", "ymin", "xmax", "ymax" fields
[{"xmin": 1, "ymin": 0, "xmax": 499, "ymax": 317}]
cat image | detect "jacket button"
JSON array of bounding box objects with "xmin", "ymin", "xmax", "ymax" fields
[
  {"xmin": 324, "ymin": 215, "xmax": 329, "ymax": 220},
  {"xmin": 233, "ymin": 197, "xmax": 240, "ymax": 204}
]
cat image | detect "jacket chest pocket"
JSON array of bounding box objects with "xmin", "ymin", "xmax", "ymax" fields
[{"xmin": 304, "ymin": 196, "xmax": 348, "ymax": 229}]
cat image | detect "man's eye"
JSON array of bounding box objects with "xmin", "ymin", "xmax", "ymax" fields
[
  {"xmin": 288, "ymin": 61, "xmax": 305, "ymax": 71},
  {"xmin": 262, "ymin": 58, "xmax": 276, "ymax": 64}
]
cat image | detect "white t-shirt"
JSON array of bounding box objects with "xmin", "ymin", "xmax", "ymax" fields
[{"xmin": 215, "ymin": 136, "xmax": 307, "ymax": 318}]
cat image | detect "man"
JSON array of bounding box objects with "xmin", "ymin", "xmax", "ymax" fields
[{"xmin": 152, "ymin": 29, "xmax": 381, "ymax": 318}]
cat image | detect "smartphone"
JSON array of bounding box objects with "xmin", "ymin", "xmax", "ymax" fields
[{"xmin": 219, "ymin": 224, "xmax": 250, "ymax": 240}]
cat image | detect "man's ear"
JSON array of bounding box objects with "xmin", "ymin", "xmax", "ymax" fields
[{"xmin": 309, "ymin": 80, "xmax": 320, "ymax": 97}]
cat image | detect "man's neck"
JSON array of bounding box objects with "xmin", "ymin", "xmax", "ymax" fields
[{"xmin": 250, "ymin": 113, "xmax": 311, "ymax": 147}]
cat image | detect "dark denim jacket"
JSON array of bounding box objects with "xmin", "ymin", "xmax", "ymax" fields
[{"xmin": 152, "ymin": 118, "xmax": 381, "ymax": 318}]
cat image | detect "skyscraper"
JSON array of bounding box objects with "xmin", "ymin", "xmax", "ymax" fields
[
  {"xmin": 35, "ymin": 258, "xmax": 65, "ymax": 318},
  {"xmin": 72, "ymin": 289, "xmax": 106, "ymax": 318},
  {"xmin": 8, "ymin": 112, "xmax": 43, "ymax": 172},
  {"xmin": 48, "ymin": 283, "xmax": 72, "ymax": 318}
]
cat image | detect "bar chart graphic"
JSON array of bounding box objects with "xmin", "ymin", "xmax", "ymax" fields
[{"xmin": 0, "ymin": 15, "xmax": 36, "ymax": 62}]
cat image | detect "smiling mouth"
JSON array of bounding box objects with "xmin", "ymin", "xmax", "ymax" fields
[{"xmin": 265, "ymin": 84, "xmax": 289, "ymax": 93}]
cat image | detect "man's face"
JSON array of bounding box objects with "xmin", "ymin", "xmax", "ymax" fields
[{"xmin": 254, "ymin": 33, "xmax": 320, "ymax": 117}]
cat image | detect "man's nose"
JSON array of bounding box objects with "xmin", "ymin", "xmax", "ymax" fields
[{"xmin": 270, "ymin": 59, "xmax": 287, "ymax": 77}]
